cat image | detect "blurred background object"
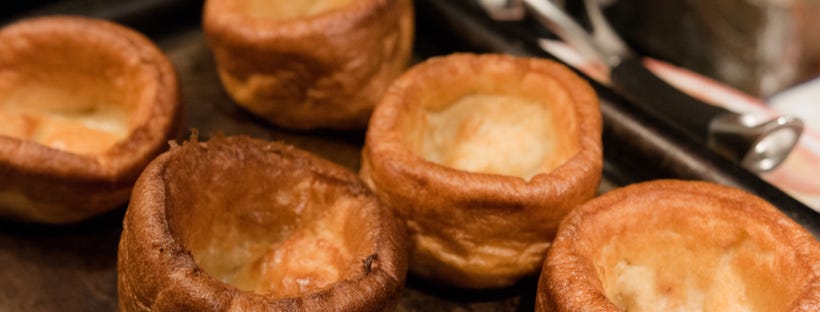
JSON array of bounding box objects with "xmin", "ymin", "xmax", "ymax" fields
[
  {"xmin": 606, "ymin": 0, "xmax": 820, "ymax": 97},
  {"xmin": 597, "ymin": 0, "xmax": 820, "ymax": 210}
]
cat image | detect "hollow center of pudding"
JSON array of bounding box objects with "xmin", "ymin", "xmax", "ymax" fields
[
  {"xmin": 163, "ymin": 143, "xmax": 374, "ymax": 297},
  {"xmin": 586, "ymin": 200, "xmax": 808, "ymax": 312},
  {"xmin": 0, "ymin": 33, "xmax": 144, "ymax": 155},
  {"xmin": 419, "ymin": 94, "xmax": 578, "ymax": 180},
  {"xmin": 221, "ymin": 195, "xmax": 360, "ymax": 296},
  {"xmin": 245, "ymin": 0, "xmax": 354, "ymax": 20},
  {"xmin": 0, "ymin": 92, "xmax": 130, "ymax": 155}
]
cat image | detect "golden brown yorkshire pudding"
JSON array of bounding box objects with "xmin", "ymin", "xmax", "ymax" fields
[
  {"xmin": 0, "ymin": 16, "xmax": 181, "ymax": 224},
  {"xmin": 202, "ymin": 0, "xmax": 414, "ymax": 130},
  {"xmin": 537, "ymin": 180, "xmax": 820, "ymax": 312},
  {"xmin": 360, "ymin": 53, "xmax": 603, "ymax": 289},
  {"xmin": 118, "ymin": 136, "xmax": 407, "ymax": 311}
]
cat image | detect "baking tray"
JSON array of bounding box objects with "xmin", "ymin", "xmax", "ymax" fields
[{"xmin": 0, "ymin": 0, "xmax": 817, "ymax": 311}]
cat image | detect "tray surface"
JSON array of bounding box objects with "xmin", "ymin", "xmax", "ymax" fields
[{"xmin": 0, "ymin": 1, "xmax": 816, "ymax": 311}]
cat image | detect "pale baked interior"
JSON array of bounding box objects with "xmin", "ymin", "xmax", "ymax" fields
[
  {"xmin": 244, "ymin": 0, "xmax": 353, "ymax": 20},
  {"xmin": 0, "ymin": 32, "xmax": 146, "ymax": 155},
  {"xmin": 162, "ymin": 145, "xmax": 375, "ymax": 297},
  {"xmin": 404, "ymin": 74, "xmax": 581, "ymax": 180},
  {"xmin": 421, "ymin": 94, "xmax": 571, "ymax": 180},
  {"xmin": 582, "ymin": 199, "xmax": 809, "ymax": 312}
]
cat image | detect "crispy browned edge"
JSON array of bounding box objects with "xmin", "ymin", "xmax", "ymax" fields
[
  {"xmin": 536, "ymin": 180, "xmax": 820, "ymax": 312},
  {"xmin": 117, "ymin": 135, "xmax": 408, "ymax": 312},
  {"xmin": 201, "ymin": 0, "xmax": 414, "ymax": 130},
  {"xmin": 0, "ymin": 16, "xmax": 182, "ymax": 224},
  {"xmin": 359, "ymin": 53, "xmax": 604, "ymax": 288}
]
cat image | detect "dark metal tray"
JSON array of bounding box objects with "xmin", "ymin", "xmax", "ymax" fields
[{"xmin": 0, "ymin": 1, "xmax": 816, "ymax": 311}]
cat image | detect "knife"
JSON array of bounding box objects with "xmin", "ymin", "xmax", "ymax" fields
[{"xmin": 484, "ymin": 0, "xmax": 804, "ymax": 173}]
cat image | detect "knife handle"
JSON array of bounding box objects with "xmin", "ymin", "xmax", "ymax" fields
[{"xmin": 610, "ymin": 56, "xmax": 728, "ymax": 141}]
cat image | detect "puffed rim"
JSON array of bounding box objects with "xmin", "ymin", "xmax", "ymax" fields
[
  {"xmin": 118, "ymin": 136, "xmax": 407, "ymax": 311},
  {"xmin": 537, "ymin": 180, "xmax": 820, "ymax": 311},
  {"xmin": 361, "ymin": 53, "xmax": 603, "ymax": 288},
  {"xmin": 203, "ymin": 0, "xmax": 392, "ymax": 47},
  {"xmin": 363, "ymin": 53, "xmax": 602, "ymax": 210},
  {"xmin": 0, "ymin": 16, "xmax": 181, "ymax": 222}
]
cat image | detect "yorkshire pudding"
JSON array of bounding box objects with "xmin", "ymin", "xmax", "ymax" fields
[
  {"xmin": 537, "ymin": 180, "xmax": 820, "ymax": 312},
  {"xmin": 360, "ymin": 53, "xmax": 603, "ymax": 288},
  {"xmin": 0, "ymin": 16, "xmax": 181, "ymax": 223},
  {"xmin": 118, "ymin": 136, "xmax": 407, "ymax": 311},
  {"xmin": 202, "ymin": 0, "xmax": 414, "ymax": 130}
]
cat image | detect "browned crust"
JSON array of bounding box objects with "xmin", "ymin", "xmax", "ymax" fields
[
  {"xmin": 202, "ymin": 0, "xmax": 414, "ymax": 130},
  {"xmin": 0, "ymin": 16, "xmax": 182, "ymax": 223},
  {"xmin": 537, "ymin": 180, "xmax": 820, "ymax": 312},
  {"xmin": 117, "ymin": 136, "xmax": 407, "ymax": 312},
  {"xmin": 359, "ymin": 53, "xmax": 603, "ymax": 288}
]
